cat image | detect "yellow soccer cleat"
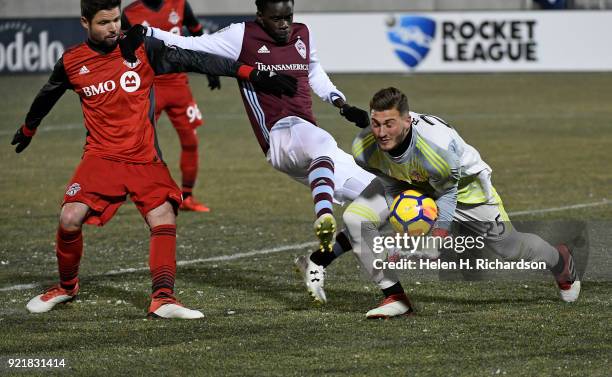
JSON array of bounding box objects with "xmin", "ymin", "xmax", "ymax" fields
[{"xmin": 314, "ymin": 213, "xmax": 336, "ymax": 252}]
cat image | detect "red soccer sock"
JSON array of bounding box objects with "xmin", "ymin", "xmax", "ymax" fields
[
  {"xmin": 177, "ymin": 128, "xmax": 199, "ymax": 191},
  {"xmin": 56, "ymin": 226, "xmax": 83, "ymax": 290},
  {"xmin": 149, "ymin": 225, "xmax": 177, "ymax": 298}
]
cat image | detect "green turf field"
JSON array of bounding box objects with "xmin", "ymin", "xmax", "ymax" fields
[{"xmin": 0, "ymin": 73, "xmax": 611, "ymax": 376}]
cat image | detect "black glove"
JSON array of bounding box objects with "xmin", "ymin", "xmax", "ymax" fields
[
  {"xmin": 250, "ymin": 70, "xmax": 298, "ymax": 97},
  {"xmin": 119, "ymin": 24, "xmax": 147, "ymax": 63},
  {"xmin": 340, "ymin": 104, "xmax": 370, "ymax": 128},
  {"xmin": 207, "ymin": 74, "xmax": 221, "ymax": 90},
  {"xmin": 11, "ymin": 126, "xmax": 34, "ymax": 153}
]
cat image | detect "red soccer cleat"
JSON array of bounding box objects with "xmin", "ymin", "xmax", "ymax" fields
[
  {"xmin": 366, "ymin": 293, "xmax": 415, "ymax": 319},
  {"xmin": 180, "ymin": 196, "xmax": 210, "ymax": 212},
  {"xmin": 26, "ymin": 283, "xmax": 79, "ymax": 313},
  {"xmin": 147, "ymin": 295, "xmax": 204, "ymax": 319},
  {"xmin": 552, "ymin": 244, "xmax": 580, "ymax": 302}
]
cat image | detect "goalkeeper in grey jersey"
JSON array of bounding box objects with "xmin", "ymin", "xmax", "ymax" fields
[{"xmin": 342, "ymin": 87, "xmax": 580, "ymax": 318}]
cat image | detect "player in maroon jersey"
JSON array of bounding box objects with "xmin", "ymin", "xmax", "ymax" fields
[
  {"xmin": 123, "ymin": 0, "xmax": 218, "ymax": 212},
  {"xmin": 11, "ymin": 0, "xmax": 296, "ymax": 319},
  {"xmin": 122, "ymin": 1, "xmax": 377, "ymax": 305}
]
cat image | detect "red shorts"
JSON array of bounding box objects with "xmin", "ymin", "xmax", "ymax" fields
[
  {"xmin": 155, "ymin": 84, "xmax": 203, "ymax": 129},
  {"xmin": 63, "ymin": 156, "xmax": 182, "ymax": 226}
]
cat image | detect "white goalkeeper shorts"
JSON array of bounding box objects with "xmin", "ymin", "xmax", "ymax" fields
[{"xmin": 266, "ymin": 116, "xmax": 375, "ymax": 205}]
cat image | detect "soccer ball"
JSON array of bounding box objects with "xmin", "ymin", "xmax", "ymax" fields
[{"xmin": 389, "ymin": 189, "xmax": 438, "ymax": 235}]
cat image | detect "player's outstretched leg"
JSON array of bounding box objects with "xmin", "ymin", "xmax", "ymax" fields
[
  {"xmin": 486, "ymin": 226, "xmax": 581, "ymax": 303},
  {"xmin": 551, "ymin": 244, "xmax": 580, "ymax": 302},
  {"xmin": 27, "ymin": 204, "xmax": 87, "ymax": 313},
  {"xmin": 309, "ymin": 156, "xmax": 336, "ymax": 252},
  {"xmin": 294, "ymin": 230, "xmax": 353, "ymax": 304}
]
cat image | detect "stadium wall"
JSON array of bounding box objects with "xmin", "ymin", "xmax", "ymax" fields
[
  {"xmin": 0, "ymin": 0, "xmax": 528, "ymax": 17},
  {"xmin": 1, "ymin": 11, "xmax": 611, "ymax": 74}
]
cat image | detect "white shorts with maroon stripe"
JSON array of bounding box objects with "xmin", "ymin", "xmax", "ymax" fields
[{"xmin": 266, "ymin": 116, "xmax": 375, "ymax": 205}]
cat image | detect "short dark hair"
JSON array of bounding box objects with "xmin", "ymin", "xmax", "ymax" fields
[
  {"xmin": 255, "ymin": 0, "xmax": 294, "ymax": 12},
  {"xmin": 370, "ymin": 87, "xmax": 409, "ymax": 115},
  {"xmin": 81, "ymin": 0, "xmax": 121, "ymax": 22}
]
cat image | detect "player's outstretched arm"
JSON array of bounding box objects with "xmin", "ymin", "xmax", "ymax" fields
[
  {"xmin": 11, "ymin": 58, "xmax": 71, "ymax": 153},
  {"xmin": 304, "ymin": 25, "xmax": 370, "ymax": 128},
  {"xmin": 337, "ymin": 101, "xmax": 370, "ymax": 128},
  {"xmin": 121, "ymin": 22, "xmax": 243, "ymax": 62},
  {"xmin": 140, "ymin": 37, "xmax": 297, "ymax": 96}
]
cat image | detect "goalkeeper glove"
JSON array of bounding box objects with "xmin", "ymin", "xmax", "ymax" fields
[
  {"xmin": 340, "ymin": 104, "xmax": 370, "ymax": 128},
  {"xmin": 206, "ymin": 74, "xmax": 221, "ymax": 91},
  {"xmin": 11, "ymin": 125, "xmax": 35, "ymax": 153},
  {"xmin": 120, "ymin": 24, "xmax": 147, "ymax": 63},
  {"xmin": 249, "ymin": 70, "xmax": 297, "ymax": 97}
]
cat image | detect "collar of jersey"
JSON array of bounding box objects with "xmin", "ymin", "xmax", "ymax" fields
[{"xmin": 386, "ymin": 127, "xmax": 414, "ymax": 163}]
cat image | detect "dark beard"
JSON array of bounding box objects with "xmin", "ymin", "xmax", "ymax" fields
[{"xmin": 87, "ymin": 37, "xmax": 118, "ymax": 54}]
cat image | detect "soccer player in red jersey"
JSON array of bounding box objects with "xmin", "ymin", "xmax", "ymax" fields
[
  {"xmin": 122, "ymin": 0, "xmax": 217, "ymax": 212},
  {"xmin": 11, "ymin": 0, "xmax": 296, "ymax": 319}
]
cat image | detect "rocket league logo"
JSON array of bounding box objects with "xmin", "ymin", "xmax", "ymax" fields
[{"xmin": 387, "ymin": 16, "xmax": 436, "ymax": 69}]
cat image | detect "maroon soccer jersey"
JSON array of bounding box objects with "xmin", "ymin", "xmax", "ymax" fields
[
  {"xmin": 238, "ymin": 22, "xmax": 317, "ymax": 152},
  {"xmin": 63, "ymin": 43, "xmax": 159, "ymax": 163},
  {"xmin": 123, "ymin": 0, "xmax": 188, "ymax": 86}
]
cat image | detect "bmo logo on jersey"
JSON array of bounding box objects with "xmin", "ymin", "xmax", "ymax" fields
[
  {"xmin": 81, "ymin": 71, "xmax": 141, "ymax": 97},
  {"xmin": 82, "ymin": 80, "xmax": 116, "ymax": 97},
  {"xmin": 120, "ymin": 71, "xmax": 141, "ymax": 93}
]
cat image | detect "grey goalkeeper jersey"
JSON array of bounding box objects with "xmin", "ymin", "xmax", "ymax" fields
[{"xmin": 352, "ymin": 112, "xmax": 493, "ymax": 229}]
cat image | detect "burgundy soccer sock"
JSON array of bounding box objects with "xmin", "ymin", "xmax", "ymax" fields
[
  {"xmin": 308, "ymin": 156, "xmax": 335, "ymax": 218},
  {"xmin": 149, "ymin": 225, "xmax": 177, "ymax": 299},
  {"xmin": 56, "ymin": 226, "xmax": 83, "ymax": 291}
]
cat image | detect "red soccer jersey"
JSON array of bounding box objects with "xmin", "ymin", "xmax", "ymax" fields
[
  {"xmin": 63, "ymin": 43, "xmax": 160, "ymax": 163},
  {"xmin": 123, "ymin": 0, "xmax": 187, "ymax": 86}
]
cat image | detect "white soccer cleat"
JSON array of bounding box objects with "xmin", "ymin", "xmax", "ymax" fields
[
  {"xmin": 26, "ymin": 283, "xmax": 79, "ymax": 313},
  {"xmin": 314, "ymin": 213, "xmax": 336, "ymax": 253},
  {"xmin": 366, "ymin": 293, "xmax": 414, "ymax": 319},
  {"xmin": 148, "ymin": 297, "xmax": 204, "ymax": 319},
  {"xmin": 294, "ymin": 255, "xmax": 327, "ymax": 304},
  {"xmin": 559, "ymin": 281, "xmax": 581, "ymax": 303},
  {"xmin": 553, "ymin": 244, "xmax": 581, "ymax": 303}
]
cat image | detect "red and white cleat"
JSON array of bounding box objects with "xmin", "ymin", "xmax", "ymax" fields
[
  {"xmin": 366, "ymin": 293, "xmax": 414, "ymax": 319},
  {"xmin": 553, "ymin": 244, "xmax": 580, "ymax": 303},
  {"xmin": 26, "ymin": 283, "xmax": 79, "ymax": 313},
  {"xmin": 147, "ymin": 296, "xmax": 204, "ymax": 319},
  {"xmin": 180, "ymin": 196, "xmax": 210, "ymax": 212}
]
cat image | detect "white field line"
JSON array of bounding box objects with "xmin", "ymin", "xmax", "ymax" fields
[
  {"xmin": 508, "ymin": 199, "xmax": 610, "ymax": 216},
  {"xmin": 0, "ymin": 123, "xmax": 82, "ymax": 136},
  {"xmin": 0, "ymin": 242, "xmax": 316, "ymax": 292},
  {"xmin": 0, "ymin": 200, "xmax": 609, "ymax": 293},
  {"xmin": 0, "ymin": 111, "xmax": 599, "ymax": 136}
]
